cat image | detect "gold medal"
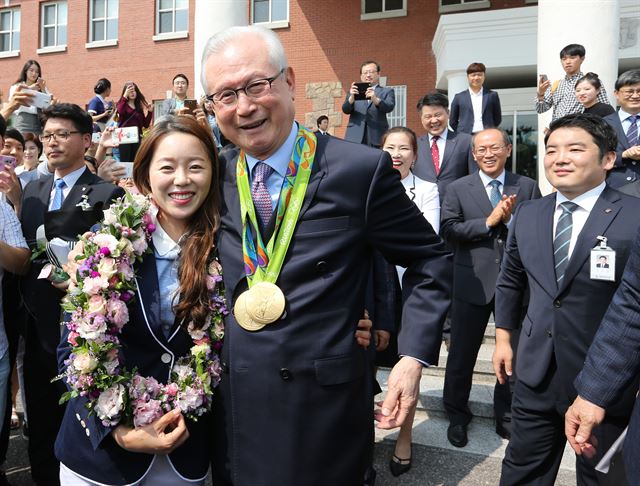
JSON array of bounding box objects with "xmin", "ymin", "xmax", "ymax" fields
[
  {"xmin": 244, "ymin": 282, "xmax": 286, "ymax": 325},
  {"xmin": 233, "ymin": 291, "xmax": 266, "ymax": 332}
]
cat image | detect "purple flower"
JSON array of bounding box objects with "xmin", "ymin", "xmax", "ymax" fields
[
  {"xmin": 90, "ymin": 271, "xmax": 100, "ymax": 278},
  {"xmin": 146, "ymin": 223, "xmax": 156, "ymax": 233},
  {"xmin": 133, "ymin": 399, "xmax": 163, "ymax": 428},
  {"xmin": 99, "ymin": 247, "xmax": 111, "ymax": 256}
]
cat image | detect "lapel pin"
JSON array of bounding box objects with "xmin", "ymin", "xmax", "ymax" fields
[{"xmin": 605, "ymin": 208, "xmax": 612, "ymax": 213}]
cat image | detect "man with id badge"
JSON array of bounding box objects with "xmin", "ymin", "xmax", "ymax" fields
[{"xmin": 492, "ymin": 113, "xmax": 640, "ymax": 486}]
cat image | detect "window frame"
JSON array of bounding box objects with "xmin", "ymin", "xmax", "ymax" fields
[
  {"xmin": 387, "ymin": 84, "xmax": 407, "ymax": 128},
  {"xmin": 361, "ymin": 0, "xmax": 407, "ymax": 21},
  {"xmin": 251, "ymin": 0, "xmax": 290, "ymax": 29},
  {"xmin": 0, "ymin": 7, "xmax": 20, "ymax": 58},
  {"xmin": 87, "ymin": 0, "xmax": 119, "ymax": 48},
  {"xmin": 153, "ymin": 0, "xmax": 189, "ymax": 41},
  {"xmin": 38, "ymin": 1, "xmax": 67, "ymax": 52},
  {"xmin": 438, "ymin": 0, "xmax": 490, "ymax": 14}
]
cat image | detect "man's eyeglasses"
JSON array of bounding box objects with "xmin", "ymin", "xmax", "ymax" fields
[
  {"xmin": 206, "ymin": 69, "xmax": 284, "ymax": 107},
  {"xmin": 475, "ymin": 145, "xmax": 506, "ymax": 156},
  {"xmin": 619, "ymin": 88, "xmax": 640, "ymax": 98},
  {"xmin": 39, "ymin": 131, "xmax": 82, "ymax": 143}
]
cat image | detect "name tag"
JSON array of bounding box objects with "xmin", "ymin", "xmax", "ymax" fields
[{"xmin": 590, "ymin": 236, "xmax": 615, "ymax": 282}]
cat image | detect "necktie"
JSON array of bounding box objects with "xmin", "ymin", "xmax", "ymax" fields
[
  {"xmin": 431, "ymin": 136, "xmax": 440, "ymax": 175},
  {"xmin": 488, "ymin": 180, "xmax": 502, "ymax": 208},
  {"xmin": 50, "ymin": 178, "xmax": 66, "ymax": 211},
  {"xmin": 251, "ymin": 162, "xmax": 274, "ymax": 231},
  {"xmin": 626, "ymin": 115, "xmax": 639, "ymax": 147},
  {"xmin": 553, "ymin": 201, "xmax": 579, "ymax": 285}
]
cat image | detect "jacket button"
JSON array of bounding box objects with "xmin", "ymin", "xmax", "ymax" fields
[
  {"xmin": 497, "ymin": 239, "xmax": 503, "ymax": 244},
  {"xmin": 553, "ymin": 299, "xmax": 561, "ymax": 308},
  {"xmin": 221, "ymin": 361, "xmax": 229, "ymax": 374},
  {"xmin": 86, "ymin": 428, "xmax": 90, "ymax": 437},
  {"xmin": 627, "ymin": 177, "xmax": 633, "ymax": 181},
  {"xmin": 316, "ymin": 261, "xmax": 328, "ymax": 274},
  {"xmin": 161, "ymin": 353, "xmax": 172, "ymax": 364},
  {"xmin": 280, "ymin": 368, "xmax": 292, "ymax": 381},
  {"xmin": 546, "ymin": 330, "xmax": 552, "ymax": 337},
  {"xmin": 495, "ymin": 258, "xmax": 500, "ymax": 264}
]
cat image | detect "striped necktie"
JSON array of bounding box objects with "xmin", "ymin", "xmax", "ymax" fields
[
  {"xmin": 489, "ymin": 180, "xmax": 502, "ymax": 208},
  {"xmin": 626, "ymin": 115, "xmax": 639, "ymax": 147},
  {"xmin": 431, "ymin": 136, "xmax": 440, "ymax": 175},
  {"xmin": 553, "ymin": 201, "xmax": 579, "ymax": 285}
]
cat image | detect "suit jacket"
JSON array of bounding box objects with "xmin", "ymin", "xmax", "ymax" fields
[
  {"xmin": 413, "ymin": 130, "xmax": 477, "ymax": 202},
  {"xmin": 19, "ymin": 169, "xmax": 124, "ymax": 354},
  {"xmin": 574, "ymin": 229, "xmax": 640, "ymax": 486},
  {"xmin": 603, "ymin": 112, "xmax": 640, "ymax": 188},
  {"xmin": 495, "ymin": 186, "xmax": 640, "ymax": 417},
  {"xmin": 212, "ymin": 133, "xmax": 451, "ymax": 486},
  {"xmin": 313, "ymin": 130, "xmax": 329, "ymax": 137},
  {"xmin": 441, "ymin": 171, "xmax": 541, "ymax": 306},
  {"xmin": 449, "ymin": 88, "xmax": 502, "ymax": 134},
  {"xmin": 55, "ymin": 250, "xmax": 212, "ymax": 485},
  {"xmin": 341, "ymin": 85, "xmax": 395, "ymax": 146}
]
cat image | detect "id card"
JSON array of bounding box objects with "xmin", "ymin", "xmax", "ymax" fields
[{"xmin": 590, "ymin": 236, "xmax": 615, "ymax": 281}]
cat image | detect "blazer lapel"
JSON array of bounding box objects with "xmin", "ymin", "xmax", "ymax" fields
[
  {"xmin": 39, "ymin": 175, "xmax": 54, "ymax": 208},
  {"xmin": 467, "ymin": 173, "xmax": 493, "ymax": 215},
  {"xmin": 502, "ymin": 172, "xmax": 522, "ymax": 200},
  {"xmin": 614, "ymin": 116, "xmax": 631, "ymax": 151},
  {"xmin": 135, "ymin": 249, "xmax": 168, "ymax": 346},
  {"xmin": 417, "ymin": 136, "xmax": 437, "ymax": 180},
  {"xmin": 297, "ymin": 136, "xmax": 327, "ymax": 220},
  {"xmin": 440, "ymin": 131, "xmax": 457, "ymax": 173},
  {"xmin": 61, "ymin": 168, "xmax": 95, "ymax": 210},
  {"xmin": 481, "ymin": 88, "xmax": 489, "ymax": 114},
  {"xmin": 536, "ymin": 195, "xmax": 558, "ymax": 295},
  {"xmin": 558, "ymin": 188, "xmax": 621, "ymax": 294}
]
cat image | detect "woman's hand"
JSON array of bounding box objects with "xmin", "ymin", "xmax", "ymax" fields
[
  {"xmin": 112, "ymin": 409, "xmax": 190, "ymax": 455},
  {"xmin": 0, "ymin": 166, "xmax": 22, "ymax": 212},
  {"xmin": 99, "ymin": 127, "xmax": 119, "ymax": 148},
  {"xmin": 36, "ymin": 77, "xmax": 47, "ymax": 92}
]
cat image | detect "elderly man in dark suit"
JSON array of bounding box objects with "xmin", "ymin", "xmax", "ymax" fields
[
  {"xmin": 449, "ymin": 62, "xmax": 502, "ymax": 134},
  {"xmin": 493, "ymin": 113, "xmax": 640, "ymax": 486},
  {"xmin": 413, "ymin": 92, "xmax": 477, "ymax": 203},
  {"xmin": 441, "ymin": 128, "xmax": 540, "ymax": 448},
  {"xmin": 202, "ymin": 26, "xmax": 451, "ymax": 486},
  {"xmin": 19, "ymin": 103, "xmax": 124, "ymax": 485},
  {"xmin": 603, "ymin": 69, "xmax": 640, "ymax": 188},
  {"xmin": 342, "ymin": 61, "xmax": 395, "ymax": 148}
]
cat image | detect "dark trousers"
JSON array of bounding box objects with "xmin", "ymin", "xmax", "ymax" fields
[
  {"xmin": 118, "ymin": 142, "xmax": 140, "ymax": 163},
  {"xmin": 500, "ymin": 359, "xmax": 627, "ymax": 486},
  {"xmin": 23, "ymin": 318, "xmax": 65, "ymax": 486},
  {"xmin": 443, "ymin": 298, "xmax": 512, "ymax": 426}
]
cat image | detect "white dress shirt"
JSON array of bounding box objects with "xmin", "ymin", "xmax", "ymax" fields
[
  {"xmin": 428, "ymin": 129, "xmax": 448, "ymax": 158},
  {"xmin": 469, "ymin": 88, "xmax": 484, "ymax": 133},
  {"xmin": 48, "ymin": 166, "xmax": 88, "ymax": 211},
  {"xmin": 619, "ymin": 107, "xmax": 640, "ymax": 140}
]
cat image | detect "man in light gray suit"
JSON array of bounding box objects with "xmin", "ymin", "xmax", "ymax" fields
[{"xmin": 342, "ymin": 61, "xmax": 395, "ymax": 148}]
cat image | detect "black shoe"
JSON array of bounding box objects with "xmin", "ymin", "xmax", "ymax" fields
[
  {"xmin": 389, "ymin": 453, "xmax": 412, "ymax": 477},
  {"xmin": 447, "ymin": 424, "xmax": 468, "ymax": 448},
  {"xmin": 496, "ymin": 418, "xmax": 511, "ymax": 440}
]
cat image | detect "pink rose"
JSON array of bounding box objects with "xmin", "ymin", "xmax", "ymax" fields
[
  {"xmin": 165, "ymin": 383, "xmax": 179, "ymax": 397},
  {"xmin": 87, "ymin": 295, "xmax": 107, "ymax": 315},
  {"xmin": 92, "ymin": 234, "xmax": 119, "ymax": 255},
  {"xmin": 106, "ymin": 299, "xmax": 129, "ymax": 328},
  {"xmin": 95, "ymin": 384, "xmax": 125, "ymax": 423},
  {"xmin": 72, "ymin": 351, "xmax": 98, "ymax": 373},
  {"xmin": 117, "ymin": 260, "xmax": 134, "ymax": 279},
  {"xmin": 133, "ymin": 399, "xmax": 163, "ymax": 428},
  {"xmin": 176, "ymin": 386, "xmax": 204, "ymax": 412},
  {"xmin": 76, "ymin": 314, "xmax": 107, "ymax": 340},
  {"xmin": 82, "ymin": 276, "xmax": 109, "ymax": 295}
]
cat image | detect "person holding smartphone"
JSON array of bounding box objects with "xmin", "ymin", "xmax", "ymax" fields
[
  {"xmin": 9, "ymin": 60, "xmax": 50, "ymax": 134},
  {"xmin": 115, "ymin": 81, "xmax": 153, "ymax": 162},
  {"xmin": 160, "ymin": 74, "xmax": 193, "ymax": 120},
  {"xmin": 87, "ymin": 78, "xmax": 113, "ymax": 132}
]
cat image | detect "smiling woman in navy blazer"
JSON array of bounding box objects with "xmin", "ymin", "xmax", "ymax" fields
[
  {"xmin": 55, "ymin": 116, "xmax": 221, "ymax": 486},
  {"xmin": 450, "ymin": 63, "xmax": 502, "ymax": 135}
]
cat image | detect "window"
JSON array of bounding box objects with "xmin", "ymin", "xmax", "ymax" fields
[
  {"xmin": 0, "ymin": 8, "xmax": 20, "ymax": 55},
  {"xmin": 501, "ymin": 111, "xmax": 538, "ymax": 181},
  {"xmin": 40, "ymin": 1, "xmax": 67, "ymax": 49},
  {"xmin": 439, "ymin": 0, "xmax": 490, "ymax": 13},
  {"xmin": 89, "ymin": 0, "xmax": 118, "ymax": 44},
  {"xmin": 387, "ymin": 85, "xmax": 407, "ymax": 128},
  {"xmin": 156, "ymin": 0, "xmax": 188, "ymax": 36},
  {"xmin": 361, "ymin": 0, "xmax": 406, "ymax": 20},
  {"xmin": 252, "ymin": 0, "xmax": 288, "ymax": 27}
]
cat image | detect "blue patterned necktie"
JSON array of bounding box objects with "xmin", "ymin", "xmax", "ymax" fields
[
  {"xmin": 626, "ymin": 115, "xmax": 639, "ymax": 147},
  {"xmin": 553, "ymin": 201, "xmax": 579, "ymax": 285},
  {"xmin": 251, "ymin": 162, "xmax": 274, "ymax": 231},
  {"xmin": 50, "ymin": 178, "xmax": 66, "ymax": 211},
  {"xmin": 489, "ymin": 179, "xmax": 502, "ymax": 208}
]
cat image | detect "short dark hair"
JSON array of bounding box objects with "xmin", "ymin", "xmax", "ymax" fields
[
  {"xmin": 576, "ymin": 72, "xmax": 602, "ymax": 91},
  {"xmin": 173, "ymin": 73, "xmax": 189, "ymax": 85},
  {"xmin": 94, "ymin": 78, "xmax": 111, "ymax": 95},
  {"xmin": 40, "ymin": 103, "xmax": 93, "ymax": 134},
  {"xmin": 544, "ymin": 113, "xmax": 617, "ymax": 159},
  {"xmin": 360, "ymin": 61, "xmax": 380, "ymax": 73},
  {"xmin": 416, "ymin": 92, "xmax": 449, "ymax": 112},
  {"xmin": 0, "ymin": 115, "xmax": 6, "ymax": 138},
  {"xmin": 614, "ymin": 69, "xmax": 640, "ymax": 90},
  {"xmin": 4, "ymin": 128, "xmax": 25, "ymax": 149},
  {"xmin": 559, "ymin": 44, "xmax": 585, "ymax": 58},
  {"xmin": 381, "ymin": 126, "xmax": 418, "ymax": 155},
  {"xmin": 467, "ymin": 62, "xmax": 486, "ymax": 75},
  {"xmin": 316, "ymin": 115, "xmax": 328, "ymax": 127}
]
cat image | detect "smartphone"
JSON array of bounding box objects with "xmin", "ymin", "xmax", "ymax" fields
[
  {"xmin": 183, "ymin": 99, "xmax": 198, "ymax": 115},
  {"xmin": 354, "ymin": 82, "xmax": 371, "ymax": 101},
  {"xmin": 112, "ymin": 126, "xmax": 139, "ymax": 145},
  {"xmin": 539, "ymin": 74, "xmax": 548, "ymax": 84},
  {"xmin": 91, "ymin": 132, "xmax": 102, "ymax": 144},
  {"xmin": 118, "ymin": 162, "xmax": 134, "ymax": 178},
  {"xmin": 0, "ymin": 155, "xmax": 16, "ymax": 171},
  {"xmin": 23, "ymin": 89, "xmax": 52, "ymax": 109}
]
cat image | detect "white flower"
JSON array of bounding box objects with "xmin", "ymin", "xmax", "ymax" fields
[
  {"xmin": 92, "ymin": 234, "xmax": 119, "ymax": 254},
  {"xmin": 96, "ymin": 257, "xmax": 117, "ymax": 279},
  {"xmin": 73, "ymin": 351, "xmax": 98, "ymax": 373},
  {"xmin": 82, "ymin": 276, "xmax": 110, "ymax": 295},
  {"xmin": 95, "ymin": 384, "xmax": 125, "ymax": 421},
  {"xmin": 190, "ymin": 343, "xmax": 209, "ymax": 357},
  {"xmin": 76, "ymin": 315, "xmax": 108, "ymax": 340},
  {"xmin": 172, "ymin": 364, "xmax": 192, "ymax": 380},
  {"xmin": 103, "ymin": 208, "xmax": 118, "ymax": 226},
  {"xmin": 176, "ymin": 386, "xmax": 203, "ymax": 412}
]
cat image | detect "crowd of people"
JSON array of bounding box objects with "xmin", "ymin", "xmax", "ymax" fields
[{"xmin": 0, "ymin": 27, "xmax": 636, "ymax": 486}]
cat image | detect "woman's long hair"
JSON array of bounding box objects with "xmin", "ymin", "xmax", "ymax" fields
[
  {"xmin": 121, "ymin": 82, "xmax": 149, "ymax": 114},
  {"xmin": 15, "ymin": 59, "xmax": 42, "ymax": 84},
  {"xmin": 133, "ymin": 116, "xmax": 221, "ymax": 330}
]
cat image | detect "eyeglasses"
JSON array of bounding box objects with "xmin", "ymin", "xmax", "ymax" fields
[
  {"xmin": 206, "ymin": 69, "xmax": 284, "ymax": 107},
  {"xmin": 619, "ymin": 88, "xmax": 640, "ymax": 98},
  {"xmin": 361, "ymin": 70, "xmax": 379, "ymax": 75},
  {"xmin": 421, "ymin": 112, "xmax": 447, "ymax": 121},
  {"xmin": 39, "ymin": 131, "xmax": 82, "ymax": 143},
  {"xmin": 475, "ymin": 145, "xmax": 506, "ymax": 156}
]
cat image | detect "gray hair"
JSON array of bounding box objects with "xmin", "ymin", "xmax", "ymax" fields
[
  {"xmin": 615, "ymin": 69, "xmax": 640, "ymax": 91},
  {"xmin": 471, "ymin": 127, "xmax": 511, "ymax": 149},
  {"xmin": 200, "ymin": 25, "xmax": 288, "ymax": 91}
]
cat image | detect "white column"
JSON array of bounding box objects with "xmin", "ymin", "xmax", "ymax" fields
[
  {"xmin": 446, "ymin": 71, "xmax": 468, "ymax": 107},
  {"xmin": 536, "ymin": 0, "xmax": 620, "ymax": 194},
  {"xmin": 193, "ymin": 0, "xmax": 249, "ymax": 98}
]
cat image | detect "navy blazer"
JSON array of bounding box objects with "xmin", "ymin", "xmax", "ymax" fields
[
  {"xmin": 55, "ymin": 251, "xmax": 212, "ymax": 485},
  {"xmin": 441, "ymin": 171, "xmax": 541, "ymax": 305},
  {"xmin": 341, "ymin": 85, "xmax": 395, "ymax": 147},
  {"xmin": 413, "ymin": 130, "xmax": 477, "ymax": 203},
  {"xmin": 449, "ymin": 88, "xmax": 502, "ymax": 134},
  {"xmin": 603, "ymin": 112, "xmax": 640, "ymax": 188},
  {"xmin": 212, "ymin": 134, "xmax": 451, "ymax": 486},
  {"xmin": 495, "ymin": 186, "xmax": 640, "ymax": 417},
  {"xmin": 575, "ymin": 228, "xmax": 640, "ymax": 485}
]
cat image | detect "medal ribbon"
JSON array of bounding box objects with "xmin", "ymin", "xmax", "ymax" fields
[{"xmin": 237, "ymin": 126, "xmax": 316, "ymax": 287}]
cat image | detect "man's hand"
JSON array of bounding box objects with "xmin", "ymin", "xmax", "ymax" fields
[
  {"xmin": 348, "ymin": 82, "xmax": 359, "ymax": 104},
  {"xmin": 486, "ymin": 195, "xmax": 508, "ymax": 227},
  {"xmin": 0, "ymin": 84, "xmax": 34, "ymax": 120},
  {"xmin": 537, "ymin": 77, "xmax": 551, "ymax": 98},
  {"xmin": 501, "ymin": 194, "xmax": 517, "ymax": 223},
  {"xmin": 565, "ymin": 396, "xmax": 605, "ymax": 458},
  {"xmin": 622, "ymin": 146, "xmax": 640, "ymax": 161},
  {"xmin": 365, "ymin": 87, "xmax": 379, "ymax": 105},
  {"xmin": 375, "ymin": 356, "xmax": 422, "ymax": 429},
  {"xmin": 97, "ymin": 158, "xmax": 126, "ymax": 183},
  {"xmin": 355, "ymin": 310, "xmax": 372, "ymax": 348},
  {"xmin": 112, "ymin": 408, "xmax": 189, "ymax": 455},
  {"xmin": 375, "ymin": 330, "xmax": 390, "ymax": 352},
  {"xmin": 0, "ymin": 166, "xmax": 22, "ymax": 212},
  {"xmin": 492, "ymin": 328, "xmax": 513, "ymax": 385}
]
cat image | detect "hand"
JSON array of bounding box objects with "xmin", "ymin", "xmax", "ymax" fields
[
  {"xmin": 194, "ymin": 108, "xmax": 209, "ymax": 129},
  {"xmin": 174, "ymin": 106, "xmax": 189, "ymax": 116},
  {"xmin": 51, "ymin": 279, "xmax": 70, "ymax": 291},
  {"xmin": 0, "ymin": 166, "xmax": 22, "ymax": 210},
  {"xmin": 97, "ymin": 158, "xmax": 126, "ymax": 182},
  {"xmin": 348, "ymin": 82, "xmax": 359, "ymax": 104},
  {"xmin": 112, "ymin": 408, "xmax": 189, "ymax": 455},
  {"xmin": 355, "ymin": 310, "xmax": 372, "ymax": 348},
  {"xmin": 146, "ymin": 102, "xmax": 154, "ymax": 113},
  {"xmin": 486, "ymin": 195, "xmax": 508, "ymax": 227},
  {"xmin": 565, "ymin": 396, "xmax": 605, "ymax": 458},
  {"xmin": 375, "ymin": 330, "xmax": 390, "ymax": 352},
  {"xmin": 623, "ymin": 146, "xmax": 640, "ymax": 161},
  {"xmin": 375, "ymin": 356, "xmax": 422, "ymax": 429},
  {"xmin": 36, "ymin": 77, "xmax": 47, "ymax": 92},
  {"xmin": 501, "ymin": 194, "xmax": 517, "ymax": 223},
  {"xmin": 537, "ymin": 78, "xmax": 551, "ymax": 97},
  {"xmin": 492, "ymin": 329, "xmax": 513, "ymax": 385},
  {"xmin": 365, "ymin": 87, "xmax": 378, "ymax": 104},
  {"xmin": 8, "ymin": 84, "xmax": 34, "ymax": 110},
  {"xmin": 99, "ymin": 127, "xmax": 119, "ymax": 148}
]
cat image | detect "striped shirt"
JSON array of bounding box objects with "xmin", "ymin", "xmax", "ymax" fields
[{"xmin": 535, "ymin": 71, "xmax": 610, "ymax": 121}]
